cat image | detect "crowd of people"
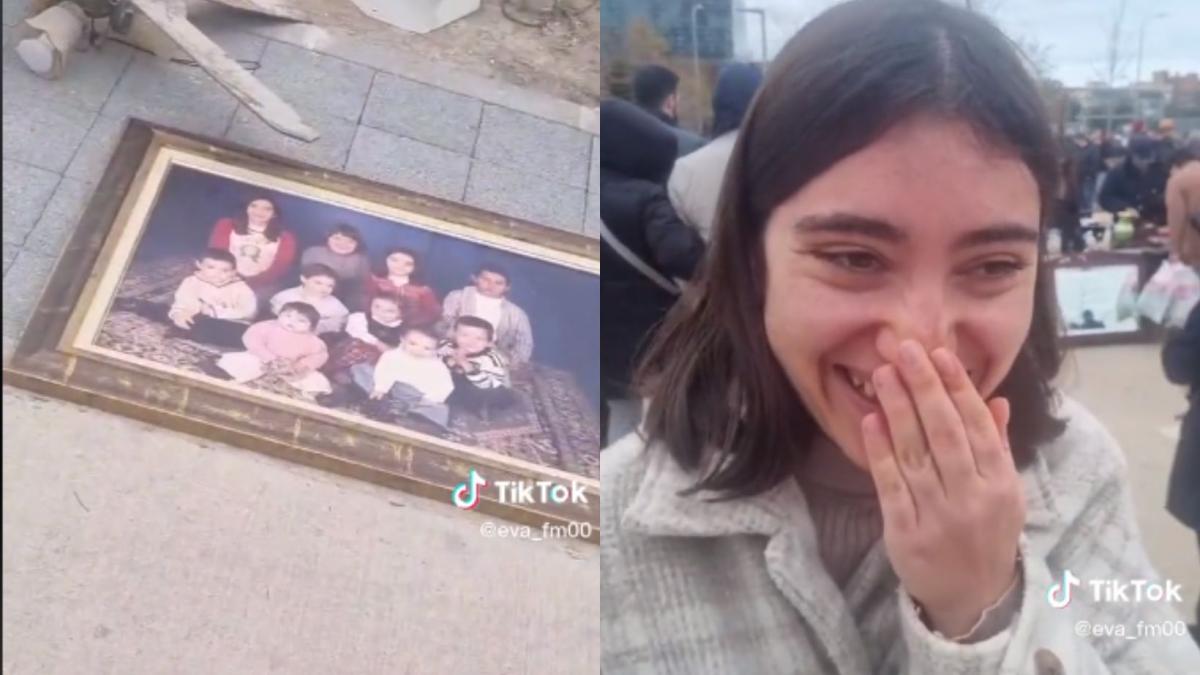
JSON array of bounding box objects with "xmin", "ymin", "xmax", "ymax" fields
[
  {"xmin": 1053, "ymin": 120, "xmax": 1200, "ymax": 256},
  {"xmin": 599, "ymin": 61, "xmax": 764, "ymax": 443}
]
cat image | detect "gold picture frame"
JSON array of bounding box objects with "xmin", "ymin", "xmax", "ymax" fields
[{"xmin": 4, "ymin": 119, "xmax": 600, "ymax": 536}]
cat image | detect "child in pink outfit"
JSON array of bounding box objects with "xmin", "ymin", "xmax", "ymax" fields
[{"xmin": 214, "ymin": 302, "xmax": 332, "ymax": 395}]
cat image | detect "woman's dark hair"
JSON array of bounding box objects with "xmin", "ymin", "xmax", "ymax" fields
[
  {"xmin": 635, "ymin": 0, "xmax": 1067, "ymax": 498},
  {"xmin": 380, "ymin": 246, "xmax": 424, "ymax": 282},
  {"xmin": 233, "ymin": 197, "xmax": 283, "ymax": 241},
  {"xmin": 328, "ymin": 223, "xmax": 365, "ymax": 251}
]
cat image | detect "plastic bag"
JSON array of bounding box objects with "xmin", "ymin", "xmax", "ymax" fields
[
  {"xmin": 1116, "ymin": 269, "xmax": 1140, "ymax": 322},
  {"xmin": 1137, "ymin": 261, "xmax": 1200, "ymax": 326}
]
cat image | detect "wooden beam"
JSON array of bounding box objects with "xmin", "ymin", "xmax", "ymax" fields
[{"xmin": 130, "ymin": 0, "xmax": 319, "ymax": 142}]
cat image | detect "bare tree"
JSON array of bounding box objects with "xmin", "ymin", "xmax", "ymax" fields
[{"xmin": 1103, "ymin": 0, "xmax": 1130, "ymax": 86}]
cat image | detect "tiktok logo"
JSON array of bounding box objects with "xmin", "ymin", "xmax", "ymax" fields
[
  {"xmin": 1048, "ymin": 569, "xmax": 1082, "ymax": 609},
  {"xmin": 452, "ymin": 469, "xmax": 488, "ymax": 510}
]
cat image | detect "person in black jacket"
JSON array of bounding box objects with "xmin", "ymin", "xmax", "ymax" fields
[
  {"xmin": 1099, "ymin": 135, "xmax": 1169, "ymax": 224},
  {"xmin": 599, "ymin": 98, "xmax": 705, "ymax": 444},
  {"xmin": 631, "ymin": 64, "xmax": 706, "ymax": 158},
  {"xmin": 1162, "ymin": 300, "xmax": 1200, "ymax": 641}
]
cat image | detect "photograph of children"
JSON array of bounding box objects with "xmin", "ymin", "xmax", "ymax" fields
[{"xmin": 92, "ymin": 164, "xmax": 600, "ymax": 478}]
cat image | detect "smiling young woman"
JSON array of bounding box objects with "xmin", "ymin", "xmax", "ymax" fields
[{"xmin": 600, "ymin": 1, "xmax": 1200, "ymax": 673}]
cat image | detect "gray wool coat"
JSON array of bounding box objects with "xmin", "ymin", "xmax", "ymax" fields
[{"xmin": 601, "ymin": 395, "xmax": 1200, "ymax": 674}]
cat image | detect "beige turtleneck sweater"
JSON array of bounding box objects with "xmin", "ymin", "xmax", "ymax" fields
[{"xmin": 797, "ymin": 435, "xmax": 884, "ymax": 588}]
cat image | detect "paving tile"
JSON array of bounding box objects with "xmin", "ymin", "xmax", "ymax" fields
[
  {"xmin": 1, "ymin": 38, "xmax": 134, "ymax": 112},
  {"xmin": 345, "ymin": 125, "xmax": 470, "ymax": 203},
  {"xmin": 361, "ymin": 73, "xmax": 482, "ymax": 154},
  {"xmin": 3, "ymin": 239, "xmax": 18, "ymax": 275},
  {"xmin": 24, "ymin": 178, "xmax": 95, "ymax": 257},
  {"xmin": 226, "ymin": 104, "xmax": 357, "ymax": 170},
  {"xmin": 3, "ymin": 0, "xmax": 33, "ymax": 27},
  {"xmin": 2, "ymin": 249, "xmax": 58, "ymax": 339},
  {"xmin": 2, "ymin": 160, "xmax": 60, "ymax": 246},
  {"xmin": 1, "ymin": 89, "xmax": 96, "ymax": 173},
  {"xmin": 254, "ymin": 41, "xmax": 375, "ymax": 124},
  {"xmin": 584, "ymin": 190, "xmax": 600, "ymax": 239},
  {"xmin": 589, "ymin": 135, "xmax": 600, "ymax": 195},
  {"xmin": 182, "ymin": 5, "xmax": 271, "ymax": 63},
  {"xmin": 474, "ymin": 105, "xmax": 590, "ymax": 189},
  {"xmin": 100, "ymin": 55, "xmax": 238, "ymax": 138},
  {"xmin": 63, "ymin": 114, "xmax": 129, "ymax": 182},
  {"xmin": 464, "ymin": 160, "xmax": 586, "ymax": 234}
]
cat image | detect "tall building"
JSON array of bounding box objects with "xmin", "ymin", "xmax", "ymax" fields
[{"xmin": 602, "ymin": 0, "xmax": 735, "ymax": 62}]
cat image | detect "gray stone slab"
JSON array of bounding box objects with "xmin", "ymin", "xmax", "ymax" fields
[
  {"xmin": 100, "ymin": 55, "xmax": 238, "ymax": 139},
  {"xmin": 3, "ymin": 239, "xmax": 18, "ymax": 275},
  {"xmin": 1, "ymin": 89, "xmax": 96, "ymax": 173},
  {"xmin": 2, "ymin": 249, "xmax": 57, "ymax": 338},
  {"xmin": 589, "ymin": 135, "xmax": 600, "ymax": 195},
  {"xmin": 181, "ymin": 5, "xmax": 271, "ymax": 63},
  {"xmin": 64, "ymin": 113, "xmax": 128, "ymax": 183},
  {"xmin": 2, "ymin": 38, "xmax": 134, "ymax": 112},
  {"xmin": 360, "ymin": 73, "xmax": 482, "ymax": 155},
  {"xmin": 24, "ymin": 178, "xmax": 95, "ymax": 257},
  {"xmin": 254, "ymin": 41, "xmax": 375, "ymax": 124},
  {"xmin": 464, "ymin": 161, "xmax": 586, "ymax": 234},
  {"xmin": 584, "ymin": 190, "xmax": 600, "ymax": 239},
  {"xmin": 226, "ymin": 104, "xmax": 357, "ymax": 170},
  {"xmin": 248, "ymin": 21, "xmax": 598, "ymax": 135},
  {"xmin": 346, "ymin": 126, "xmax": 470, "ymax": 203},
  {"xmin": 474, "ymin": 106, "xmax": 590, "ymax": 189},
  {"xmin": 3, "ymin": 0, "xmax": 32, "ymax": 27},
  {"xmin": 2, "ymin": 160, "xmax": 60, "ymax": 246}
]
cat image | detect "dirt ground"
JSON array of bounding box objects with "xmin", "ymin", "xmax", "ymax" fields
[{"xmin": 284, "ymin": 0, "xmax": 600, "ymax": 106}]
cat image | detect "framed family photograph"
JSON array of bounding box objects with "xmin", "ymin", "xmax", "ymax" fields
[{"xmin": 5, "ymin": 120, "xmax": 600, "ymax": 533}]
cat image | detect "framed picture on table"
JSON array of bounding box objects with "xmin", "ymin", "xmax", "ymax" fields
[
  {"xmin": 1051, "ymin": 250, "xmax": 1161, "ymax": 347},
  {"xmin": 4, "ymin": 119, "xmax": 600, "ymax": 535}
]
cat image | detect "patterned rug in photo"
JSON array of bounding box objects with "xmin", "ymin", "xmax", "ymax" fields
[{"xmin": 93, "ymin": 256, "xmax": 600, "ymax": 478}]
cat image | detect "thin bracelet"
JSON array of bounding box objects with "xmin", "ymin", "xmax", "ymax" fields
[{"xmin": 916, "ymin": 554, "xmax": 1024, "ymax": 643}]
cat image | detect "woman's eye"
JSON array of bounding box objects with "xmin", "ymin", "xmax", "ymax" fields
[
  {"xmin": 968, "ymin": 259, "xmax": 1026, "ymax": 279},
  {"xmin": 816, "ymin": 251, "xmax": 885, "ymax": 273}
]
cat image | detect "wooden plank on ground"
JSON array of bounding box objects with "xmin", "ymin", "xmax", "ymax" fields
[{"xmin": 130, "ymin": 0, "xmax": 319, "ymax": 142}]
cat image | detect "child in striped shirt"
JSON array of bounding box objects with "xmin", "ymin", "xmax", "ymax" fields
[{"xmin": 439, "ymin": 316, "xmax": 517, "ymax": 417}]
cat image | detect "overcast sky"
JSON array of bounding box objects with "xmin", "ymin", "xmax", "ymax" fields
[{"xmin": 741, "ymin": 0, "xmax": 1200, "ymax": 86}]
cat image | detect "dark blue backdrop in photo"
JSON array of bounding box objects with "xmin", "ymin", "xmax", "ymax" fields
[{"xmin": 133, "ymin": 166, "xmax": 601, "ymax": 405}]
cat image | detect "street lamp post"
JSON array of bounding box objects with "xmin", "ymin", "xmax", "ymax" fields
[
  {"xmin": 691, "ymin": 4, "xmax": 704, "ymax": 90},
  {"xmin": 1136, "ymin": 11, "xmax": 1168, "ymax": 85},
  {"xmin": 735, "ymin": 7, "xmax": 768, "ymax": 64}
]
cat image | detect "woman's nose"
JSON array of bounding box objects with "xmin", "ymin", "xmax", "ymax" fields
[{"xmin": 877, "ymin": 297, "xmax": 959, "ymax": 361}]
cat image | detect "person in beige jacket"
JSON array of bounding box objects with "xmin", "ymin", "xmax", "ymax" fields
[
  {"xmin": 1167, "ymin": 149, "xmax": 1200, "ymax": 266},
  {"xmin": 667, "ymin": 63, "xmax": 763, "ymax": 240}
]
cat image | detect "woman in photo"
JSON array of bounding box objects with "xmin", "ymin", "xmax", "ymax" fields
[
  {"xmin": 601, "ymin": 1, "xmax": 1200, "ymax": 672},
  {"xmin": 364, "ymin": 247, "xmax": 442, "ymax": 326},
  {"xmin": 208, "ymin": 196, "xmax": 298, "ymax": 302}
]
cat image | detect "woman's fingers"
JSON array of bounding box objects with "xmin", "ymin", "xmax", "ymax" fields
[
  {"xmin": 872, "ymin": 364, "xmax": 946, "ymax": 505},
  {"xmin": 929, "ymin": 348, "xmax": 1013, "ymax": 478},
  {"xmin": 892, "ymin": 341, "xmax": 978, "ymax": 497},
  {"xmin": 862, "ymin": 413, "xmax": 917, "ymax": 532}
]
